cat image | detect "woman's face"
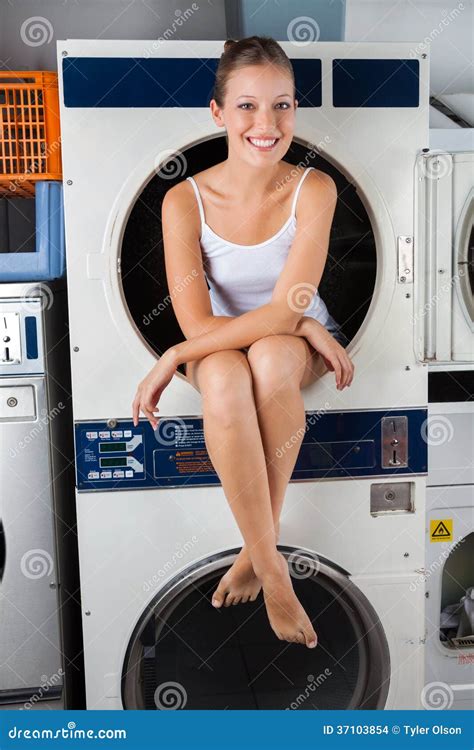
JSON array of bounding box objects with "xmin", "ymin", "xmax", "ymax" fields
[{"xmin": 211, "ymin": 63, "xmax": 297, "ymax": 165}]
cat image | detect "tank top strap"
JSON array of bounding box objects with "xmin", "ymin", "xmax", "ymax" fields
[
  {"xmin": 290, "ymin": 166, "xmax": 315, "ymax": 218},
  {"xmin": 186, "ymin": 176, "xmax": 206, "ymax": 230}
]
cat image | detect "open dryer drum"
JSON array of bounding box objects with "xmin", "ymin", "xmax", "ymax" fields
[
  {"xmin": 120, "ymin": 138, "xmax": 376, "ymax": 373},
  {"xmin": 122, "ymin": 548, "xmax": 390, "ymax": 710}
]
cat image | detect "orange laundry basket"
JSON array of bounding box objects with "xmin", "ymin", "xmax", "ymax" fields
[{"xmin": 0, "ymin": 71, "xmax": 62, "ymax": 198}]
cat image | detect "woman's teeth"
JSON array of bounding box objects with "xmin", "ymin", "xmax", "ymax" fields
[{"xmin": 247, "ymin": 137, "xmax": 279, "ymax": 149}]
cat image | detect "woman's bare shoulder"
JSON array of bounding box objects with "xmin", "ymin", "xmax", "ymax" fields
[{"xmin": 161, "ymin": 177, "xmax": 201, "ymax": 235}]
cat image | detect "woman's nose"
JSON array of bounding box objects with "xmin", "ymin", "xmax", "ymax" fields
[{"xmin": 254, "ymin": 114, "xmax": 277, "ymax": 132}]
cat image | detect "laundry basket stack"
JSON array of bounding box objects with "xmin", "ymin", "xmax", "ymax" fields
[{"xmin": 0, "ymin": 70, "xmax": 65, "ymax": 281}]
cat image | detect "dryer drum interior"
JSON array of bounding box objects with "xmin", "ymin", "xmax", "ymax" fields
[
  {"xmin": 121, "ymin": 138, "xmax": 377, "ymax": 369},
  {"xmin": 122, "ymin": 549, "xmax": 390, "ymax": 710}
]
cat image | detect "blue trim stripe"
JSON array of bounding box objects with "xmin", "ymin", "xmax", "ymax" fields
[
  {"xmin": 62, "ymin": 57, "xmax": 323, "ymax": 107},
  {"xmin": 333, "ymin": 59, "xmax": 419, "ymax": 107},
  {"xmin": 62, "ymin": 57, "xmax": 419, "ymax": 109}
]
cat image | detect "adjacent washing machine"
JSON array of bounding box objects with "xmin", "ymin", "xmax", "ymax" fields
[
  {"xmin": 57, "ymin": 39, "xmax": 430, "ymax": 709},
  {"xmin": 424, "ymin": 400, "xmax": 474, "ymax": 711}
]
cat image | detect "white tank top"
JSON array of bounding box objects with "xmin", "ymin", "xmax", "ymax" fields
[{"xmin": 186, "ymin": 166, "xmax": 331, "ymax": 327}]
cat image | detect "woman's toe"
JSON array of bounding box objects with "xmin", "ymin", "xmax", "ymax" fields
[
  {"xmin": 232, "ymin": 596, "xmax": 241, "ymax": 605},
  {"xmin": 304, "ymin": 628, "xmax": 318, "ymax": 648},
  {"xmin": 224, "ymin": 593, "xmax": 235, "ymax": 607},
  {"xmin": 211, "ymin": 581, "xmax": 228, "ymax": 608}
]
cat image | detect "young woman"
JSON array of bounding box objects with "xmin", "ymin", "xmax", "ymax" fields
[{"xmin": 132, "ymin": 36, "xmax": 355, "ymax": 649}]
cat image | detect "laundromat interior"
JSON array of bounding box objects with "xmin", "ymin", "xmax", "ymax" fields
[{"xmin": 0, "ymin": 0, "xmax": 473, "ymax": 715}]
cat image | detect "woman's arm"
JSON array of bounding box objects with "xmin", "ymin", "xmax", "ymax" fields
[{"xmin": 168, "ymin": 301, "xmax": 300, "ymax": 367}]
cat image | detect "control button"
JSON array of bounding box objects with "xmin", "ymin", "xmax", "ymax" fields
[
  {"xmin": 113, "ymin": 470, "xmax": 125, "ymax": 478},
  {"xmin": 125, "ymin": 470, "xmax": 133, "ymax": 478},
  {"xmin": 99, "ymin": 431, "xmax": 111, "ymax": 439},
  {"xmin": 86, "ymin": 431, "xmax": 98, "ymax": 440},
  {"xmin": 124, "ymin": 430, "xmax": 132, "ymax": 438},
  {"xmin": 100, "ymin": 470, "xmax": 112, "ymax": 479},
  {"xmin": 88, "ymin": 471, "xmax": 100, "ymax": 479},
  {"xmin": 112, "ymin": 430, "xmax": 123, "ymax": 438}
]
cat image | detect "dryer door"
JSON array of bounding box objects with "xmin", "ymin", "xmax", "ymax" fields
[
  {"xmin": 416, "ymin": 151, "xmax": 474, "ymax": 364},
  {"xmin": 121, "ymin": 549, "xmax": 390, "ymax": 710}
]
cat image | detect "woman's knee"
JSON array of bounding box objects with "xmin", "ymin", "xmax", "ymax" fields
[
  {"xmin": 247, "ymin": 335, "xmax": 307, "ymax": 392},
  {"xmin": 197, "ymin": 350, "xmax": 254, "ymax": 421}
]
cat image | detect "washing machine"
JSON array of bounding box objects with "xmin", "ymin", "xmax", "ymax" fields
[
  {"xmin": 57, "ymin": 39, "xmax": 430, "ymax": 710},
  {"xmin": 424, "ymin": 401, "xmax": 474, "ymax": 711}
]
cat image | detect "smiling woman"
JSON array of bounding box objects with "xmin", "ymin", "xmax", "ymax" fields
[{"xmin": 132, "ymin": 35, "xmax": 355, "ymax": 652}]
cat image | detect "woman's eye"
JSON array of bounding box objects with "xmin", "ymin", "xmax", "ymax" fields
[{"xmin": 238, "ymin": 102, "xmax": 291, "ymax": 110}]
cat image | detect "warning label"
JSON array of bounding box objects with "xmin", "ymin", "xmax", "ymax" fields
[{"xmin": 430, "ymin": 518, "xmax": 453, "ymax": 543}]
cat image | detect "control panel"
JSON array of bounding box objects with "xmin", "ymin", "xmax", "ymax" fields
[{"xmin": 75, "ymin": 409, "xmax": 428, "ymax": 492}]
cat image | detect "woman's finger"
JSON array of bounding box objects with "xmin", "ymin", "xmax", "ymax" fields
[
  {"xmin": 132, "ymin": 393, "xmax": 140, "ymax": 427},
  {"xmin": 142, "ymin": 402, "xmax": 158, "ymax": 430},
  {"xmin": 331, "ymin": 354, "xmax": 342, "ymax": 388}
]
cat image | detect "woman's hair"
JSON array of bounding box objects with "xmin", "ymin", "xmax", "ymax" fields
[{"xmin": 213, "ymin": 36, "xmax": 295, "ymax": 108}]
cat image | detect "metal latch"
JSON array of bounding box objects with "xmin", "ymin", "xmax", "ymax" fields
[{"xmin": 398, "ymin": 236, "xmax": 414, "ymax": 283}]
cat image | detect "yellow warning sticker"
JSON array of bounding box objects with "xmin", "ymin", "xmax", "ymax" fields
[{"xmin": 430, "ymin": 519, "xmax": 453, "ymax": 543}]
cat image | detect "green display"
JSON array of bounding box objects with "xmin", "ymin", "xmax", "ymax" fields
[
  {"xmin": 99, "ymin": 442, "xmax": 127, "ymax": 453},
  {"xmin": 100, "ymin": 456, "xmax": 127, "ymax": 468}
]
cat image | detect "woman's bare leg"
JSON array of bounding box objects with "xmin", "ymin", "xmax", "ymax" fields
[
  {"xmin": 214, "ymin": 335, "xmax": 321, "ymax": 602},
  {"xmin": 186, "ymin": 348, "xmax": 317, "ymax": 647}
]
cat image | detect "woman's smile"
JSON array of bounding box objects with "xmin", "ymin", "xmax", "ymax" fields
[{"xmin": 245, "ymin": 136, "xmax": 281, "ymax": 151}]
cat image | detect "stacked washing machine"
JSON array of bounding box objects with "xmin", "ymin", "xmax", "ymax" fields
[
  {"xmin": 58, "ymin": 39, "xmax": 432, "ymax": 709},
  {"xmin": 419, "ymin": 132, "xmax": 474, "ymax": 711}
]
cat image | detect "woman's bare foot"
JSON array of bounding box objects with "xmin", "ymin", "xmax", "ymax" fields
[
  {"xmin": 211, "ymin": 545, "xmax": 261, "ymax": 607},
  {"xmin": 211, "ymin": 524, "xmax": 281, "ymax": 608},
  {"xmin": 260, "ymin": 552, "xmax": 318, "ymax": 648}
]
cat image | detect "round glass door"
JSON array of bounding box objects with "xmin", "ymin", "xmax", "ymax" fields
[{"xmin": 122, "ymin": 548, "xmax": 390, "ymax": 710}]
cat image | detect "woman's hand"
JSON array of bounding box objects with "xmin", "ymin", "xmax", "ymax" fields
[
  {"xmin": 297, "ymin": 317, "xmax": 354, "ymax": 390},
  {"xmin": 132, "ymin": 349, "xmax": 178, "ymax": 429}
]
